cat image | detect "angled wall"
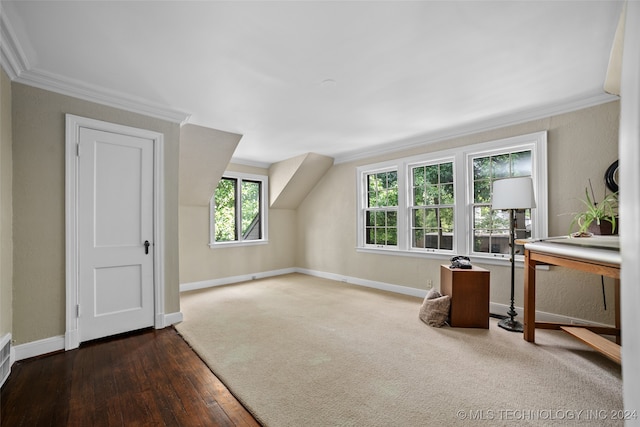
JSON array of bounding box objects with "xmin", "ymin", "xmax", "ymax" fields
[
  {"xmin": 179, "ymin": 124, "xmax": 241, "ymax": 206},
  {"xmin": 269, "ymin": 152, "xmax": 333, "ymax": 209}
]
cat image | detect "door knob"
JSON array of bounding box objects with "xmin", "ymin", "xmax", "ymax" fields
[{"xmin": 144, "ymin": 240, "xmax": 150, "ymax": 255}]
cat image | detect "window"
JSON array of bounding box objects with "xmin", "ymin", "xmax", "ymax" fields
[
  {"xmin": 356, "ymin": 131, "xmax": 547, "ymax": 262},
  {"xmin": 210, "ymin": 172, "xmax": 268, "ymax": 246},
  {"xmin": 471, "ymin": 151, "xmax": 533, "ymax": 256},
  {"xmin": 365, "ymin": 169, "xmax": 398, "ymax": 247},
  {"xmin": 410, "ymin": 161, "xmax": 454, "ymax": 250}
]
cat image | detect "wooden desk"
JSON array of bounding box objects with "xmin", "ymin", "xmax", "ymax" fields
[{"xmin": 521, "ymin": 236, "xmax": 621, "ymax": 364}]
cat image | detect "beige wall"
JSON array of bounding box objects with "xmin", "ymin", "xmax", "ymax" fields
[
  {"xmin": 11, "ymin": 83, "xmax": 181, "ymax": 345},
  {"xmin": 297, "ymin": 101, "xmax": 620, "ymax": 325},
  {"xmin": 179, "ymin": 162, "xmax": 297, "ymax": 284},
  {"xmin": 0, "ymin": 68, "xmax": 12, "ymax": 338}
]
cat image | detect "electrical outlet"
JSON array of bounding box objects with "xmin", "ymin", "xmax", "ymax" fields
[{"xmin": 426, "ymin": 279, "xmax": 433, "ymax": 289}]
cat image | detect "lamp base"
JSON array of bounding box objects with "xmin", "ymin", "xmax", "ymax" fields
[{"xmin": 498, "ymin": 317, "xmax": 524, "ymax": 333}]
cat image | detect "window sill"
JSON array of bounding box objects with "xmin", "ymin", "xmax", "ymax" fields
[
  {"xmin": 355, "ymin": 246, "xmax": 548, "ymax": 269},
  {"xmin": 209, "ymin": 240, "xmax": 269, "ymax": 249}
]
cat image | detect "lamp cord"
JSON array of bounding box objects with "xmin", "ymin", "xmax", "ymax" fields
[{"xmin": 601, "ymin": 275, "xmax": 607, "ymax": 310}]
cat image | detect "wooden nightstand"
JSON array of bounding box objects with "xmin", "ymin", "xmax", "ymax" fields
[{"xmin": 440, "ymin": 264, "xmax": 490, "ymax": 328}]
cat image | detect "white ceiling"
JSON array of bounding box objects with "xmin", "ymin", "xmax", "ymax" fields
[{"xmin": 1, "ymin": 1, "xmax": 623, "ymax": 165}]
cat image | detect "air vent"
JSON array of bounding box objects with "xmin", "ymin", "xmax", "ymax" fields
[{"xmin": 0, "ymin": 333, "xmax": 11, "ymax": 388}]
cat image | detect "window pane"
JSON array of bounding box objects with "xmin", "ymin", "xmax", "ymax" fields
[
  {"xmin": 474, "ymin": 206, "xmax": 492, "ymax": 228},
  {"xmin": 440, "ymin": 208, "xmax": 454, "ymax": 232},
  {"xmin": 492, "ymin": 154, "xmax": 510, "ymax": 178},
  {"xmin": 474, "ymin": 179, "xmax": 491, "ymax": 203},
  {"xmin": 214, "ymin": 178, "xmax": 237, "ymax": 242},
  {"xmin": 424, "ymin": 208, "xmax": 438, "ymax": 228},
  {"xmin": 423, "ymin": 229, "xmax": 438, "ymax": 249},
  {"xmin": 367, "ymin": 191, "xmax": 377, "ymax": 208},
  {"xmin": 413, "ymin": 229, "xmax": 425, "ymax": 248},
  {"xmin": 473, "ymin": 157, "xmax": 490, "ymax": 179},
  {"xmin": 387, "ymin": 211, "xmax": 397, "ymax": 227},
  {"xmin": 440, "ymin": 162, "xmax": 453, "ymax": 183},
  {"xmin": 386, "ymin": 228, "xmax": 397, "ymax": 245},
  {"xmin": 440, "ymin": 183, "xmax": 454, "ymax": 204},
  {"xmin": 425, "ymin": 184, "xmax": 439, "ymax": 205},
  {"xmin": 241, "ymin": 180, "xmax": 261, "ymax": 240},
  {"xmin": 412, "ymin": 209, "xmax": 425, "ymax": 227},
  {"xmin": 492, "ymin": 209, "xmax": 510, "ymax": 230},
  {"xmin": 425, "ymin": 165, "xmax": 439, "ymax": 185},
  {"xmin": 414, "ymin": 166, "xmax": 425, "ymax": 186},
  {"xmin": 511, "ymin": 150, "xmax": 532, "ymax": 177},
  {"xmin": 414, "ymin": 187, "xmax": 425, "ymax": 206}
]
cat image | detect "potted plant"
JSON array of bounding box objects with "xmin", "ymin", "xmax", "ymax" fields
[{"xmin": 569, "ymin": 187, "xmax": 618, "ymax": 235}]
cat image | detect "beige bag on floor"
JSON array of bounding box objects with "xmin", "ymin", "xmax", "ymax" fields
[{"xmin": 419, "ymin": 289, "xmax": 451, "ymax": 327}]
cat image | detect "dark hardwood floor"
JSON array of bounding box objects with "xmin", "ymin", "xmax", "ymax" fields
[{"xmin": 0, "ymin": 327, "xmax": 261, "ymax": 426}]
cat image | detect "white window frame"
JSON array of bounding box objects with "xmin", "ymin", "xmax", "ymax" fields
[
  {"xmin": 465, "ymin": 132, "xmax": 548, "ymax": 262},
  {"xmin": 356, "ymin": 131, "xmax": 547, "ymax": 264},
  {"xmin": 209, "ymin": 171, "xmax": 269, "ymax": 247},
  {"xmin": 407, "ymin": 156, "xmax": 457, "ymax": 254},
  {"xmin": 361, "ymin": 165, "xmax": 400, "ymax": 249}
]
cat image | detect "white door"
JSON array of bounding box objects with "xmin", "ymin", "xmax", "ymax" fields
[{"xmin": 77, "ymin": 127, "xmax": 155, "ymax": 342}]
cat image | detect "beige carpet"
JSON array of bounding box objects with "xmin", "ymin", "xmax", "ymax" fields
[{"xmin": 176, "ymin": 273, "xmax": 623, "ymax": 426}]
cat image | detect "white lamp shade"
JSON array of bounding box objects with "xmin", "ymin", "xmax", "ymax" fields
[{"xmin": 491, "ymin": 177, "xmax": 536, "ymax": 210}]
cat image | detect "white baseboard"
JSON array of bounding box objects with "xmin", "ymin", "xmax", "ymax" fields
[
  {"xmin": 14, "ymin": 335, "xmax": 65, "ymax": 362},
  {"xmin": 164, "ymin": 311, "xmax": 183, "ymax": 325},
  {"xmin": 297, "ymin": 268, "xmax": 428, "ymax": 298},
  {"xmin": 14, "ymin": 313, "xmax": 184, "ymax": 362},
  {"xmin": 180, "ymin": 267, "xmax": 297, "ymax": 292},
  {"xmin": 183, "ymin": 268, "xmax": 613, "ymax": 328}
]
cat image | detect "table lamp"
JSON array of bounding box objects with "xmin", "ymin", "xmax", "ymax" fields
[{"xmin": 491, "ymin": 177, "xmax": 536, "ymax": 332}]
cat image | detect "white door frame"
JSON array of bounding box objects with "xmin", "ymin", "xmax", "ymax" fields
[{"xmin": 65, "ymin": 114, "xmax": 165, "ymax": 350}]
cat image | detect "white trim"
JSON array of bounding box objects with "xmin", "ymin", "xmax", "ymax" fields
[
  {"xmin": 335, "ymin": 91, "xmax": 617, "ymax": 165},
  {"xmin": 13, "ymin": 335, "xmax": 65, "ymax": 362},
  {"xmin": 65, "ymin": 115, "xmax": 166, "ymax": 350},
  {"xmin": 180, "ymin": 268, "xmax": 297, "ymax": 292},
  {"xmin": 19, "ymin": 68, "xmax": 190, "ymax": 124},
  {"xmin": 229, "ymin": 157, "xmax": 272, "ymax": 169},
  {"xmin": 182, "ymin": 268, "xmax": 613, "ymax": 328},
  {"xmin": 164, "ymin": 311, "xmax": 184, "ymax": 326},
  {"xmin": 0, "ymin": 6, "xmax": 30, "ymax": 80},
  {"xmin": 0, "ymin": 6, "xmax": 189, "ymax": 124},
  {"xmin": 465, "ymin": 131, "xmax": 548, "ymax": 257},
  {"xmin": 209, "ymin": 171, "xmax": 269, "ymax": 247},
  {"xmin": 298, "ymin": 268, "xmax": 427, "ymax": 298},
  {"xmin": 619, "ymin": 0, "xmax": 640, "ymax": 417},
  {"xmin": 356, "ymin": 132, "xmax": 548, "ymax": 259},
  {"xmin": 10, "ymin": 268, "xmax": 612, "ymax": 362}
]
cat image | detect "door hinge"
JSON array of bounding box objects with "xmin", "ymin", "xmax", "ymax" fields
[
  {"xmin": 76, "ymin": 143, "xmax": 80, "ymax": 157},
  {"xmin": 76, "ymin": 304, "xmax": 80, "ymax": 318}
]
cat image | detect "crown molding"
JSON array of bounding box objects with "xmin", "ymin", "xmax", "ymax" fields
[
  {"xmin": 15, "ymin": 68, "xmax": 191, "ymax": 124},
  {"xmin": 229, "ymin": 156, "xmax": 272, "ymax": 169},
  {"xmin": 0, "ymin": 6, "xmax": 29, "ymax": 80},
  {"xmin": 0, "ymin": 7, "xmax": 190, "ymax": 124},
  {"xmin": 334, "ymin": 91, "xmax": 619, "ymax": 165}
]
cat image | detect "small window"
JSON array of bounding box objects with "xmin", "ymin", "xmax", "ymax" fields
[{"xmin": 210, "ymin": 172, "xmax": 268, "ymax": 246}]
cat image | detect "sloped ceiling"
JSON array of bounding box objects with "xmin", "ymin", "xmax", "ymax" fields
[
  {"xmin": 179, "ymin": 124, "xmax": 241, "ymax": 206},
  {"xmin": 0, "ymin": 1, "xmax": 623, "ymax": 165},
  {"xmin": 270, "ymin": 153, "xmax": 334, "ymax": 209}
]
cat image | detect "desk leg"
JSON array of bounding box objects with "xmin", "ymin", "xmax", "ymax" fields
[
  {"xmin": 523, "ymin": 249, "xmax": 536, "ymax": 342},
  {"xmin": 615, "ymin": 278, "xmax": 621, "ymax": 345}
]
